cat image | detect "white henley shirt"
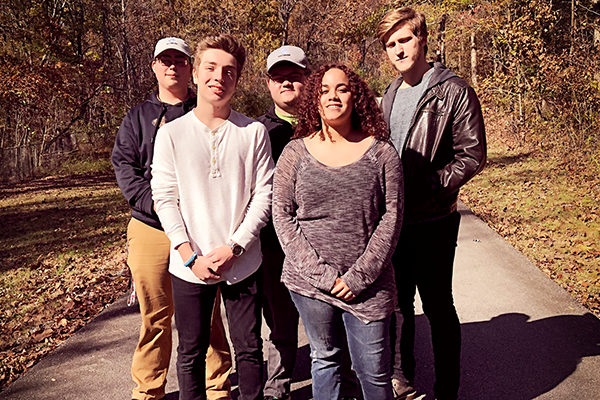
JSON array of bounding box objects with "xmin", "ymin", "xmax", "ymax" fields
[{"xmin": 151, "ymin": 110, "xmax": 274, "ymax": 285}]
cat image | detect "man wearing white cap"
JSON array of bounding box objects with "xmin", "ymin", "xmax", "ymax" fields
[{"xmin": 112, "ymin": 37, "xmax": 232, "ymax": 400}]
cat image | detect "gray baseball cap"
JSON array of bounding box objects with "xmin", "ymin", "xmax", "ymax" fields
[
  {"xmin": 154, "ymin": 37, "xmax": 191, "ymax": 58},
  {"xmin": 266, "ymin": 45, "xmax": 307, "ymax": 73}
]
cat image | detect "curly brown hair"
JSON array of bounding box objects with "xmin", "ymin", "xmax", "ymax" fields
[{"xmin": 292, "ymin": 64, "xmax": 389, "ymax": 141}]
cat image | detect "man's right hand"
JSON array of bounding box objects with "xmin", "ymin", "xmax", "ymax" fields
[{"xmin": 176, "ymin": 242, "xmax": 220, "ymax": 281}]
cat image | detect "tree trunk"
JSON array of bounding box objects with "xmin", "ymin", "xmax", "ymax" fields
[
  {"xmin": 278, "ymin": 0, "xmax": 298, "ymax": 46},
  {"xmin": 437, "ymin": 14, "xmax": 447, "ymax": 65},
  {"xmin": 102, "ymin": 5, "xmax": 109, "ymax": 65},
  {"xmin": 120, "ymin": 0, "xmax": 134, "ymax": 101},
  {"xmin": 570, "ymin": 0, "xmax": 575, "ymax": 56},
  {"xmin": 471, "ymin": 30, "xmax": 478, "ymax": 86},
  {"xmin": 459, "ymin": 38, "xmax": 464, "ymax": 76}
]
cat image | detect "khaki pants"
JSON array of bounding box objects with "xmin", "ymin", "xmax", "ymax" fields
[{"xmin": 128, "ymin": 218, "xmax": 232, "ymax": 400}]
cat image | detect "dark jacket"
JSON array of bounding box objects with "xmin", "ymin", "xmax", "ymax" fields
[
  {"xmin": 257, "ymin": 105, "xmax": 295, "ymax": 163},
  {"xmin": 257, "ymin": 105, "xmax": 295, "ymax": 251},
  {"xmin": 382, "ymin": 63, "xmax": 486, "ymax": 224},
  {"xmin": 111, "ymin": 91, "xmax": 196, "ymax": 230}
]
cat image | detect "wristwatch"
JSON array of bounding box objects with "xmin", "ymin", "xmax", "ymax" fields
[{"xmin": 227, "ymin": 240, "xmax": 245, "ymax": 257}]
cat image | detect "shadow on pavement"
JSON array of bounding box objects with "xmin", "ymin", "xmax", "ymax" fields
[{"xmin": 413, "ymin": 312, "xmax": 600, "ymax": 399}]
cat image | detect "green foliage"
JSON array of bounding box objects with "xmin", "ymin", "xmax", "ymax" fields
[
  {"xmin": 54, "ymin": 152, "xmax": 114, "ymax": 176},
  {"xmin": 457, "ymin": 0, "xmax": 600, "ymax": 162}
]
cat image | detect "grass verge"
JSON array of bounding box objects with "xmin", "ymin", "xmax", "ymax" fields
[{"xmin": 460, "ymin": 112, "xmax": 600, "ymax": 317}]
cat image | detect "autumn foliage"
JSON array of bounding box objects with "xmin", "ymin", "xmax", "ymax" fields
[
  {"xmin": 1, "ymin": 0, "xmax": 600, "ymax": 391},
  {"xmin": 1, "ymin": 0, "xmax": 599, "ymax": 181}
]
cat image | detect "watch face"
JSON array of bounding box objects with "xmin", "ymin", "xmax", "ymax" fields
[{"xmin": 232, "ymin": 244, "xmax": 244, "ymax": 257}]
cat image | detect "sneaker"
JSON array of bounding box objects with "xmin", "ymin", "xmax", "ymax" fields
[
  {"xmin": 392, "ymin": 378, "xmax": 416, "ymax": 400},
  {"xmin": 264, "ymin": 396, "xmax": 290, "ymax": 400}
]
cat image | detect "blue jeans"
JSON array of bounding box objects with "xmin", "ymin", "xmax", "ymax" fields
[{"xmin": 290, "ymin": 291, "xmax": 394, "ymax": 400}]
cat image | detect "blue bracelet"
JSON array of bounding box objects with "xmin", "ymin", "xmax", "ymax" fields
[{"xmin": 184, "ymin": 251, "xmax": 198, "ymax": 267}]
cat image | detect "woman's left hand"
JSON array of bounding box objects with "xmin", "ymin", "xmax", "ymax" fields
[{"xmin": 331, "ymin": 277, "xmax": 356, "ymax": 302}]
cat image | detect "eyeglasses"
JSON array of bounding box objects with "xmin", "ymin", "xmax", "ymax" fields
[
  {"xmin": 268, "ymin": 73, "xmax": 305, "ymax": 84},
  {"xmin": 156, "ymin": 56, "xmax": 190, "ymax": 68}
]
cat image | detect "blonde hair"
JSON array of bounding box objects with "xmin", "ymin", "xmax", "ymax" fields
[
  {"xmin": 377, "ymin": 7, "xmax": 428, "ymax": 48},
  {"xmin": 193, "ymin": 34, "xmax": 246, "ymax": 78}
]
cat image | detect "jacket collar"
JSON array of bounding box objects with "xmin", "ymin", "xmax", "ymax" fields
[
  {"xmin": 148, "ymin": 88, "xmax": 197, "ymax": 108},
  {"xmin": 383, "ymin": 62, "xmax": 457, "ymax": 125},
  {"xmin": 384, "ymin": 63, "xmax": 457, "ymax": 94},
  {"xmin": 264, "ymin": 104, "xmax": 280, "ymax": 121}
]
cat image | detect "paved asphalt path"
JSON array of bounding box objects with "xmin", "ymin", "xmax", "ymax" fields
[{"xmin": 1, "ymin": 202, "xmax": 599, "ymax": 399}]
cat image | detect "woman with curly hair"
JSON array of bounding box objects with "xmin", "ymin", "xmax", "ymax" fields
[{"xmin": 272, "ymin": 64, "xmax": 404, "ymax": 400}]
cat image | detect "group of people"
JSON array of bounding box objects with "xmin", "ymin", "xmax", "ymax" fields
[{"xmin": 111, "ymin": 6, "xmax": 486, "ymax": 400}]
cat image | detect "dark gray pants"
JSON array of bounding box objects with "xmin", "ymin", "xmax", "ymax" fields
[{"xmin": 261, "ymin": 224, "xmax": 299, "ymax": 398}]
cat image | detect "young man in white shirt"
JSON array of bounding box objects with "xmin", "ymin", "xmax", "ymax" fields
[
  {"xmin": 112, "ymin": 37, "xmax": 232, "ymax": 400},
  {"xmin": 151, "ymin": 34, "xmax": 274, "ymax": 400}
]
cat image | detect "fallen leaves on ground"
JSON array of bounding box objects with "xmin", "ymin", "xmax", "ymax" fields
[{"xmin": 0, "ymin": 173, "xmax": 130, "ymax": 390}]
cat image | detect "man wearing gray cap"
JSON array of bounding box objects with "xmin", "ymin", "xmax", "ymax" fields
[
  {"xmin": 112, "ymin": 37, "xmax": 232, "ymax": 400},
  {"xmin": 256, "ymin": 45, "xmax": 307, "ymax": 400},
  {"xmin": 257, "ymin": 45, "xmax": 361, "ymax": 400}
]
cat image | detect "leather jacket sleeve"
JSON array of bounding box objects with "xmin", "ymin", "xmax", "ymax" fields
[{"xmin": 431, "ymin": 82, "xmax": 486, "ymax": 202}]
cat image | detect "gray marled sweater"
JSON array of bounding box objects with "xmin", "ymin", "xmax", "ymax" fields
[{"xmin": 272, "ymin": 138, "xmax": 403, "ymax": 323}]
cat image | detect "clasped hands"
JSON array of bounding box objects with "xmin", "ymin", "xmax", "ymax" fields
[
  {"xmin": 176, "ymin": 242, "xmax": 235, "ymax": 281},
  {"xmin": 331, "ymin": 277, "xmax": 355, "ymax": 302}
]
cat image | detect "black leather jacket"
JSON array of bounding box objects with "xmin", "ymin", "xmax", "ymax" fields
[
  {"xmin": 382, "ymin": 63, "xmax": 486, "ymax": 224},
  {"xmin": 111, "ymin": 91, "xmax": 196, "ymax": 229}
]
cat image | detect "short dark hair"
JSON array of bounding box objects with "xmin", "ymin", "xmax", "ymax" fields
[
  {"xmin": 377, "ymin": 7, "xmax": 428, "ymax": 48},
  {"xmin": 194, "ymin": 34, "xmax": 246, "ymax": 78},
  {"xmin": 293, "ymin": 64, "xmax": 388, "ymax": 141}
]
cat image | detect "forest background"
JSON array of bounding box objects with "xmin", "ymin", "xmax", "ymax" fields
[{"xmin": 1, "ymin": 0, "xmax": 600, "ymax": 391}]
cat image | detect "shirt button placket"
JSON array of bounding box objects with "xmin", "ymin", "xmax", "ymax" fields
[{"xmin": 210, "ymin": 129, "xmax": 220, "ymax": 178}]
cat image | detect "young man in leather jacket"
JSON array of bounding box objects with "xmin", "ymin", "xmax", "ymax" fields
[{"xmin": 378, "ymin": 8, "xmax": 487, "ymax": 400}]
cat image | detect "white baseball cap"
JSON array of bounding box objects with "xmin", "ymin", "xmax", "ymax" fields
[
  {"xmin": 154, "ymin": 37, "xmax": 191, "ymax": 58},
  {"xmin": 266, "ymin": 45, "xmax": 307, "ymax": 73}
]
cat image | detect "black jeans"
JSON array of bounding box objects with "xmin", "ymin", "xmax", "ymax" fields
[
  {"xmin": 390, "ymin": 211, "xmax": 462, "ymax": 400},
  {"xmin": 171, "ymin": 271, "xmax": 263, "ymax": 400}
]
